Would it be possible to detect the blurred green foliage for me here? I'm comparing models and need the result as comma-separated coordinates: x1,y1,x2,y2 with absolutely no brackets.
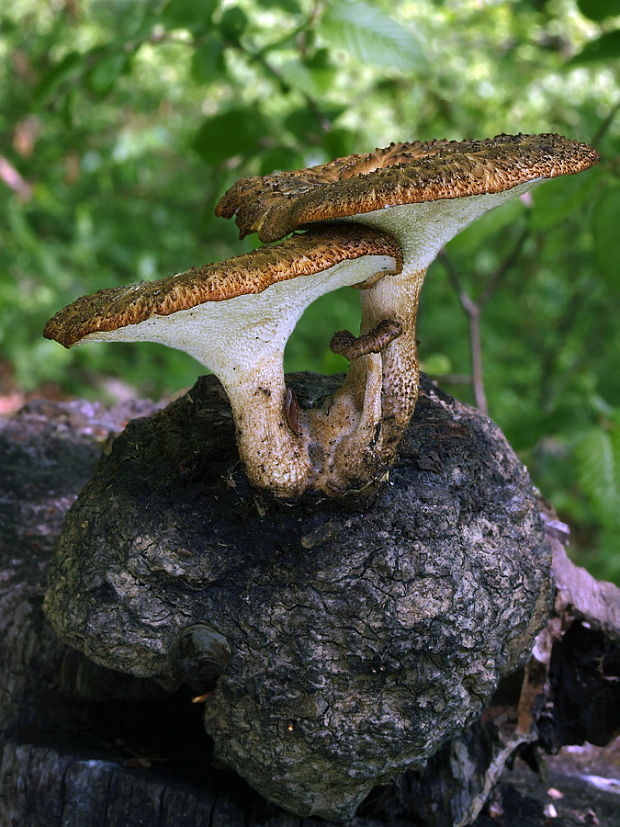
0,0,618,580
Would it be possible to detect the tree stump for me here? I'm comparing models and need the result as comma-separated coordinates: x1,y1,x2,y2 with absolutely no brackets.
1,376,618,826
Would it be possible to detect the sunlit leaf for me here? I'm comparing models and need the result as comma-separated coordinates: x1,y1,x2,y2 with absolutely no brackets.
279,60,321,98
280,56,339,99
91,0,155,38
420,352,453,376
319,1,424,72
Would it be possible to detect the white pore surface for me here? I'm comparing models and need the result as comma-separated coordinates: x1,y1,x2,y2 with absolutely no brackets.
347,180,541,271
80,254,397,385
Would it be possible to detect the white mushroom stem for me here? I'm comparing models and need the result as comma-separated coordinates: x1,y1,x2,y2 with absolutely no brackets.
76,254,398,497
216,358,307,494
330,180,543,479
359,266,424,454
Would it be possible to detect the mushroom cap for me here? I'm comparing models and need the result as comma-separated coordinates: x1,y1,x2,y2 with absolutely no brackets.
43,225,402,349
216,133,600,243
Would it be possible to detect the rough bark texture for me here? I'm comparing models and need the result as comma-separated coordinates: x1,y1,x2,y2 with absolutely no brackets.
1,381,618,826
41,373,552,819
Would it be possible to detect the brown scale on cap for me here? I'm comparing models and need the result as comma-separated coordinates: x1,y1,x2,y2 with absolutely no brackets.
43,224,402,349
216,133,600,242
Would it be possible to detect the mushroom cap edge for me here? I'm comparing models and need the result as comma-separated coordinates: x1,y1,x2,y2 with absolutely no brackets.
215,132,600,242
43,225,402,349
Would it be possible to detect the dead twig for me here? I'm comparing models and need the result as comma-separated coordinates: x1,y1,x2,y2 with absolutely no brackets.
439,228,529,415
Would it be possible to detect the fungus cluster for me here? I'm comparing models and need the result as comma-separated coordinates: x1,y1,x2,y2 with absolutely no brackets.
44,133,599,498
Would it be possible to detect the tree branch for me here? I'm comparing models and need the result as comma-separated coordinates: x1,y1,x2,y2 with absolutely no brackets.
439,228,529,416
438,251,487,414
479,227,529,307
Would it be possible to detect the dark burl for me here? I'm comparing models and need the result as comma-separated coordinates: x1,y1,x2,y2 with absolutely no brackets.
43,373,552,820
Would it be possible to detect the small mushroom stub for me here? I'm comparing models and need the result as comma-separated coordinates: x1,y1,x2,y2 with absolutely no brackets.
330,319,403,361
44,225,402,497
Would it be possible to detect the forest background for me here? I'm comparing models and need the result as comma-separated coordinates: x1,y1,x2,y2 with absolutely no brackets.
0,0,618,582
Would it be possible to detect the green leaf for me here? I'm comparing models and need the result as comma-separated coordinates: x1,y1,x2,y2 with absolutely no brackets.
191,34,225,84
255,0,302,12
91,0,155,38
305,47,331,70
161,0,218,33
577,0,620,22
303,49,338,94
420,352,452,376
319,1,424,72
192,106,267,164
279,60,321,98
284,108,322,142
0,16,17,35
530,170,601,230
218,6,247,41
592,187,620,288
258,147,304,175
593,527,620,581
62,86,78,127
34,51,82,101
86,51,132,95
284,104,345,142
322,127,358,159
568,29,620,65
575,425,620,530
612,410,620,469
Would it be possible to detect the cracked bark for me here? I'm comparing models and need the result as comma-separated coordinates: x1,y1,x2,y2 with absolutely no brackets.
41,373,553,818
1,377,618,826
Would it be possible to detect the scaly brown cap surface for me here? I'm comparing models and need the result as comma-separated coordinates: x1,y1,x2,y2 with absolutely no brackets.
43,225,402,348
216,133,600,242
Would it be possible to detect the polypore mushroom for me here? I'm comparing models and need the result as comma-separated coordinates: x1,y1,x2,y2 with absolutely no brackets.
43,225,402,497
217,132,600,483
